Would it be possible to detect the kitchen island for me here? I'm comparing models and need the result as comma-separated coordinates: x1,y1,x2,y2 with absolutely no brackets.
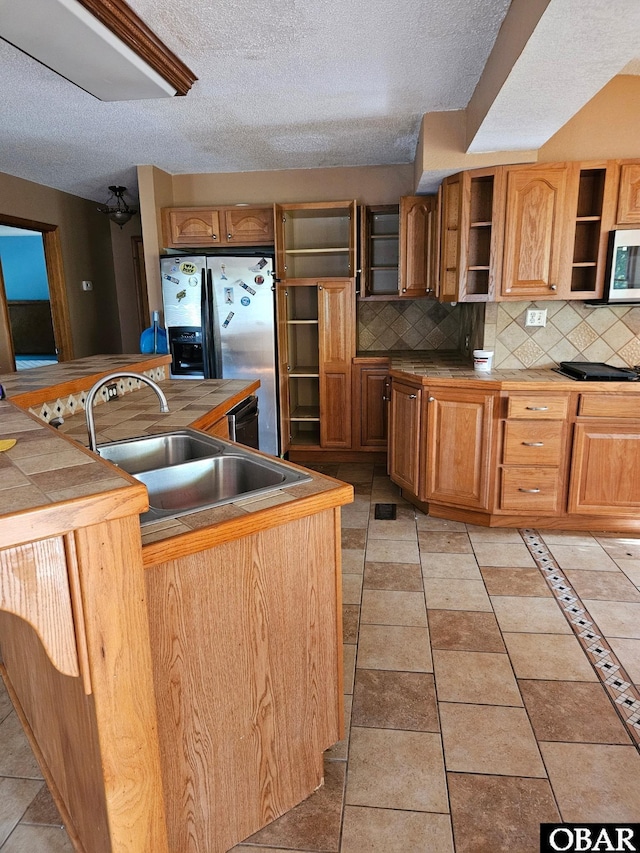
386,353,640,533
0,356,353,853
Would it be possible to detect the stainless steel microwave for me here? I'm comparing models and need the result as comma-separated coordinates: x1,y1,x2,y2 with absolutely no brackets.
601,229,640,303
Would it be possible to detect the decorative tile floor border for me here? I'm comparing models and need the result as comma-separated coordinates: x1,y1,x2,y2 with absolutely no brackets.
521,528,640,748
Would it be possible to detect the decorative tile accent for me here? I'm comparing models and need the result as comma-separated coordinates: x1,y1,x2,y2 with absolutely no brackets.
29,367,166,423
358,300,461,351
520,529,640,746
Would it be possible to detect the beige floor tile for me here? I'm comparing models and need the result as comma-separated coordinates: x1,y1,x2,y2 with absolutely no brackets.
345,727,448,812
365,539,420,565
541,742,640,822
503,633,598,681
471,543,536,568
424,578,492,612
342,528,367,550
564,569,640,602
439,703,545,777
418,532,473,553
360,590,427,627
1,824,74,852
342,573,363,605
608,637,640,684
340,510,370,530
618,560,640,587
0,778,43,845
367,519,417,541
596,537,640,561
491,596,571,634
467,527,526,544
433,650,522,706
0,682,12,724
351,670,439,732
0,713,43,779
341,806,454,853
416,515,467,532
546,543,619,572
583,599,640,639
342,549,365,574
428,611,506,653
343,644,356,695
481,566,552,597
448,774,560,853
357,624,432,672
363,562,423,591
538,531,598,546
421,552,482,580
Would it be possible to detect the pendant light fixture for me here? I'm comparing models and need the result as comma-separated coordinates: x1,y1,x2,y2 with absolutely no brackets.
97,186,138,228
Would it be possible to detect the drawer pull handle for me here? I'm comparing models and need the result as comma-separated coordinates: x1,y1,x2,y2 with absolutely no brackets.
522,441,544,447
408,394,417,399
526,406,548,411
518,487,541,493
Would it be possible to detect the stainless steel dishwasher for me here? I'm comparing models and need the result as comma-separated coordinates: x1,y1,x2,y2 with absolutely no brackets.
227,396,259,449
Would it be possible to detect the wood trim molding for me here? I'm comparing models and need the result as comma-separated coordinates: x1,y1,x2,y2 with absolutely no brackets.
76,0,197,96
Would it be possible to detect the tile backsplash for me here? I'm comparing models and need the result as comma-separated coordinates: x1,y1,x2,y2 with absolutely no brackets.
483,301,640,369
357,300,462,351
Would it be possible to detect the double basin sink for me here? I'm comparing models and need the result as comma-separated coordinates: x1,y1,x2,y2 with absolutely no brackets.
97,429,311,525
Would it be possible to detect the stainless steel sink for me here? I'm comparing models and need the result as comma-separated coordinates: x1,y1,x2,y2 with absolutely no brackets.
97,429,225,474
136,453,309,522
96,429,311,524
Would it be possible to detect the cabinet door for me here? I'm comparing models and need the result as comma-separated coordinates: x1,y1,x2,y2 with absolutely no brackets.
388,381,422,494
222,207,274,245
439,176,463,303
318,280,355,448
617,164,640,225
276,286,291,454
568,422,640,516
356,366,389,448
399,195,437,297
501,166,568,299
422,389,494,509
162,208,221,247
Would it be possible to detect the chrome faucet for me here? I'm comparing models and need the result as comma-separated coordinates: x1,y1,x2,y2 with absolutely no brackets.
85,371,169,452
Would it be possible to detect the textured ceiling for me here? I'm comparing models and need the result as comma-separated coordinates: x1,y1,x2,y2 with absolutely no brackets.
0,0,637,205
0,0,512,201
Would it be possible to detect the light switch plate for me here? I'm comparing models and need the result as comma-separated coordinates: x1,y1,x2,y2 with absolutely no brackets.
525,309,547,327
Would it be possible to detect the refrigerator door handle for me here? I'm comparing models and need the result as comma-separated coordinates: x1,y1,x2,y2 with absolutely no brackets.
201,267,215,378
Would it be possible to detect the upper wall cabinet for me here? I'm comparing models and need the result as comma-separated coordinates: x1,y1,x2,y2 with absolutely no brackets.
439,167,504,303
162,206,274,248
360,196,438,299
617,163,640,224
274,201,357,281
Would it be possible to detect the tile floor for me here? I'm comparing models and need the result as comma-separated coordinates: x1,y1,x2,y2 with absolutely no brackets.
1,463,640,851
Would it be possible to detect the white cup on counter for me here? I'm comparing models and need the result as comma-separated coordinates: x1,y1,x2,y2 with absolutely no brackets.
473,349,494,372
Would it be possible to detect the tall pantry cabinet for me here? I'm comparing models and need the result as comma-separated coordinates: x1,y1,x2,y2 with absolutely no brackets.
275,202,357,455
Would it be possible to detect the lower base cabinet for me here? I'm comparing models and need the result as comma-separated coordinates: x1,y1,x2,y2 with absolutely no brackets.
569,422,640,516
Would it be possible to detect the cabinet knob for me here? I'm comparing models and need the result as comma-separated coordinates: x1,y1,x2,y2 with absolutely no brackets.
550,284,557,291
522,441,544,447
518,487,541,493
428,396,435,402
227,234,232,240
526,406,548,411
408,394,417,399
402,288,407,293
318,285,323,290
212,234,217,240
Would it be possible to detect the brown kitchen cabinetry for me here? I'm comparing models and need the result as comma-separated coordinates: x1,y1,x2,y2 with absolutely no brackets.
497,393,570,516
616,163,640,224
352,358,390,451
439,167,505,303
278,279,355,455
500,164,569,300
274,201,357,281
568,394,640,517
161,205,274,248
359,205,400,298
388,377,496,511
399,195,438,298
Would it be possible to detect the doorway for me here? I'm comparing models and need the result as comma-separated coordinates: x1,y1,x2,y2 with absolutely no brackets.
0,214,73,373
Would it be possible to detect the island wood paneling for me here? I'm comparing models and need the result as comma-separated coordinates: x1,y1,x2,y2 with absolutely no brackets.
145,509,343,853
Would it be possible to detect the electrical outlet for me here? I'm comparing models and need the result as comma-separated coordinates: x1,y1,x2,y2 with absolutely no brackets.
106,383,118,401
525,309,547,327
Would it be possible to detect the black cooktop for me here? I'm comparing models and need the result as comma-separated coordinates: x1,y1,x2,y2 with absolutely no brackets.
553,361,640,381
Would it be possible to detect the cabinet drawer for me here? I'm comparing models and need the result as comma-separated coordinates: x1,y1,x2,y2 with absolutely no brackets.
507,395,569,419
503,421,564,466
579,395,640,419
500,467,562,512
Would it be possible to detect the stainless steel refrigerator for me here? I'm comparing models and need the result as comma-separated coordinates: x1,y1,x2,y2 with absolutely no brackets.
160,253,279,457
